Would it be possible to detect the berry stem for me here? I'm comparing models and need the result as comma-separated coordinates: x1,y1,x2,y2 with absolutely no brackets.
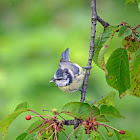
48,131,55,140
32,115,54,119
30,109,45,120
133,25,140,30
67,122,83,140
38,120,49,134
98,123,119,132
41,123,55,135
29,123,43,134
54,127,58,140
98,130,107,140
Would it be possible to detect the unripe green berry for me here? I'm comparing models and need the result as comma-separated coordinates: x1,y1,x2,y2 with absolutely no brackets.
52,108,58,114
107,131,113,137
46,130,53,136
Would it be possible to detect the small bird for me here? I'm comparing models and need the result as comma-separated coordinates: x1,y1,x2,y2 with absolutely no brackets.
50,48,85,93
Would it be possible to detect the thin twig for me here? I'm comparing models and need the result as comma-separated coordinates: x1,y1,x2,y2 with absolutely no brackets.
97,15,110,28
80,0,97,102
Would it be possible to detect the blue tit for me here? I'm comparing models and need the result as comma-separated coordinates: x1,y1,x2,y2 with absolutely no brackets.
50,48,85,93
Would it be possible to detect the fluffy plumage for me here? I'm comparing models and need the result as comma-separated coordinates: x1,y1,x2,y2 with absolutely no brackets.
50,48,84,93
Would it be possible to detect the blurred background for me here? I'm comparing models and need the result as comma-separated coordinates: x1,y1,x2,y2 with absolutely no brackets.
0,0,140,139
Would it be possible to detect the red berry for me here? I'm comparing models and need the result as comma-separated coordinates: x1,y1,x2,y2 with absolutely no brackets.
119,130,125,134
25,115,31,120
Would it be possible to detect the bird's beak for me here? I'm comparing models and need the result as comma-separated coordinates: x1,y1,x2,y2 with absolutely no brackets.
50,78,55,83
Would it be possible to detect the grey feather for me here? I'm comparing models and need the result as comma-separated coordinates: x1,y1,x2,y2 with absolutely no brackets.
61,48,69,62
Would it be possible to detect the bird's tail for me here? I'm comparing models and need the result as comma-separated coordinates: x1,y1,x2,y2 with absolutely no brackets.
60,48,70,62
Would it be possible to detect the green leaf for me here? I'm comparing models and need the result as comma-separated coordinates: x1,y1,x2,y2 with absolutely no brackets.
106,48,130,96
93,26,119,75
114,130,138,140
26,120,44,133
118,26,132,40
122,37,139,52
71,126,84,140
125,0,135,5
24,132,42,140
121,49,140,98
100,105,125,119
129,49,140,96
26,120,51,139
14,102,30,112
62,102,100,120
0,102,30,140
138,1,140,12
95,91,116,106
91,131,102,140
16,133,28,140
96,115,109,122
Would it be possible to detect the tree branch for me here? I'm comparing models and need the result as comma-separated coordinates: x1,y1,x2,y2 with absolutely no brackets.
97,15,110,28
80,0,97,102
62,119,83,126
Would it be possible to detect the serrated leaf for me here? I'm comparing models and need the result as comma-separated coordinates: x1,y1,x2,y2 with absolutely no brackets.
14,102,30,112
93,26,119,75
114,130,138,140
118,26,132,40
121,49,140,98
16,133,28,140
95,91,116,106
62,102,100,120
0,102,30,140
106,48,130,96
100,105,125,119
71,126,84,140
91,131,102,140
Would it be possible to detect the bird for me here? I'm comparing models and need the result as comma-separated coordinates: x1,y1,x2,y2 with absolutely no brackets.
50,48,85,93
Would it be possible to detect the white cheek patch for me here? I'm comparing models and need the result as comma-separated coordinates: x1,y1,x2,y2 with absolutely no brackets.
55,79,70,87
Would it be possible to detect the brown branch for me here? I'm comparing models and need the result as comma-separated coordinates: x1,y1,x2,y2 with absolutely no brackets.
97,15,110,28
62,119,83,125
80,0,97,102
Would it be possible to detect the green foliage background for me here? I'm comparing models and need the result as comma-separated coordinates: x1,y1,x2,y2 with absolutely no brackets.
0,0,140,139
